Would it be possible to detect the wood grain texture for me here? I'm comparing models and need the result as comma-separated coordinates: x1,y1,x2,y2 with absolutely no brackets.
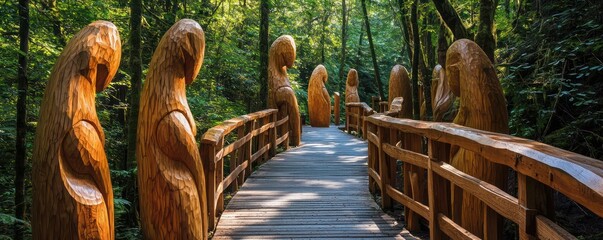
212,126,416,239
307,64,331,127
136,19,208,239
32,21,121,240
388,65,412,118
446,39,509,238
431,64,457,122
345,68,360,104
268,35,301,146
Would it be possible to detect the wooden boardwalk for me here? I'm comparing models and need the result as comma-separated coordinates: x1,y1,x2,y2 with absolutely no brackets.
212,126,414,239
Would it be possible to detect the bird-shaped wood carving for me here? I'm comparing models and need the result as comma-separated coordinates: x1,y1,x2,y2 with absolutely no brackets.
136,19,208,239
431,64,457,122
32,20,121,240
268,35,301,146
447,39,509,238
345,69,360,104
308,65,331,127
387,65,412,118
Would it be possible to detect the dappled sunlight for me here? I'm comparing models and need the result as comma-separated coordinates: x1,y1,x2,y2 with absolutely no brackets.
213,127,409,238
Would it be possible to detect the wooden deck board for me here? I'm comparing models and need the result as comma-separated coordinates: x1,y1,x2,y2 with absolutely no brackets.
212,126,415,239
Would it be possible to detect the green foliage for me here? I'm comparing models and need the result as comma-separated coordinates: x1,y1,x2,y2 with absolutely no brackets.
500,0,603,159
1,0,602,239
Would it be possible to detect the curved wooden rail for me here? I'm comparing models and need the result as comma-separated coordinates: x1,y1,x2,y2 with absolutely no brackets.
363,113,603,240
200,108,289,231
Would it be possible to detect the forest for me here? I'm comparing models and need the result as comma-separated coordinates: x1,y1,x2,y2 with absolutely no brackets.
1,0,602,239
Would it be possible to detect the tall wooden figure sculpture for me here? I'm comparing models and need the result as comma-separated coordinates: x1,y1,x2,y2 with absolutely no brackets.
268,35,301,146
136,19,208,239
431,64,456,122
345,69,360,104
308,65,331,127
447,39,508,238
387,65,412,116
32,21,121,239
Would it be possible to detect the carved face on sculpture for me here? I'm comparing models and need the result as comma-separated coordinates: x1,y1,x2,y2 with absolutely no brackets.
71,21,121,93
270,35,296,69
347,69,358,87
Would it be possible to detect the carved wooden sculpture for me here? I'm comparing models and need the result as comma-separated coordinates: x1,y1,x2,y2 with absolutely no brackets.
447,39,509,238
136,19,208,239
431,64,457,122
345,69,360,104
308,64,331,127
268,35,301,146
387,65,412,116
32,21,121,239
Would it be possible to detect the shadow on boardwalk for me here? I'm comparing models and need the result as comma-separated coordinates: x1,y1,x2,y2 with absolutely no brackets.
212,126,421,239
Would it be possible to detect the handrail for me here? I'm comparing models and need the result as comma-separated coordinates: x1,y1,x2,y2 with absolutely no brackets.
345,102,374,139
200,108,289,230
363,113,603,239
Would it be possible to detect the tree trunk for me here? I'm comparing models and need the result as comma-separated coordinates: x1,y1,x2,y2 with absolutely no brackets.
338,0,348,89
437,21,452,66
14,1,29,239
259,0,270,109
410,0,421,120
319,12,331,64
398,0,413,64
355,24,364,71
128,0,142,170
432,0,472,40
360,0,384,99
475,0,497,63
421,14,435,120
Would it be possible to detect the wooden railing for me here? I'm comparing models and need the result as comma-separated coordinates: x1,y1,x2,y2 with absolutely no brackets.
345,102,374,139
363,113,603,240
200,109,290,230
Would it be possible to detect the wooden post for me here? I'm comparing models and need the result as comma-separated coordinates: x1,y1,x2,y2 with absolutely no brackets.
403,132,423,231
269,111,277,157
428,139,451,240
356,107,361,136
517,171,552,240
245,120,254,179
345,104,350,132
367,121,376,194
378,126,392,209
233,126,246,192
284,114,290,149
334,92,340,125
203,143,217,231
258,117,266,162
216,137,225,216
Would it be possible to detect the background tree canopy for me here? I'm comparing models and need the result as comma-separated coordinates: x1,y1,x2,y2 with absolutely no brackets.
0,0,601,239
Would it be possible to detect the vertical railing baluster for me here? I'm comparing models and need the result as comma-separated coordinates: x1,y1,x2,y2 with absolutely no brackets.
428,139,451,240
216,136,225,217
367,120,375,194
378,125,392,209
345,104,350,132
269,111,277,157
202,141,217,230
245,119,254,179
334,92,340,126
517,171,551,240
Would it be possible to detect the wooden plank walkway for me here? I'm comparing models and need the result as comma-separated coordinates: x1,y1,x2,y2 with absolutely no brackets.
212,126,416,239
